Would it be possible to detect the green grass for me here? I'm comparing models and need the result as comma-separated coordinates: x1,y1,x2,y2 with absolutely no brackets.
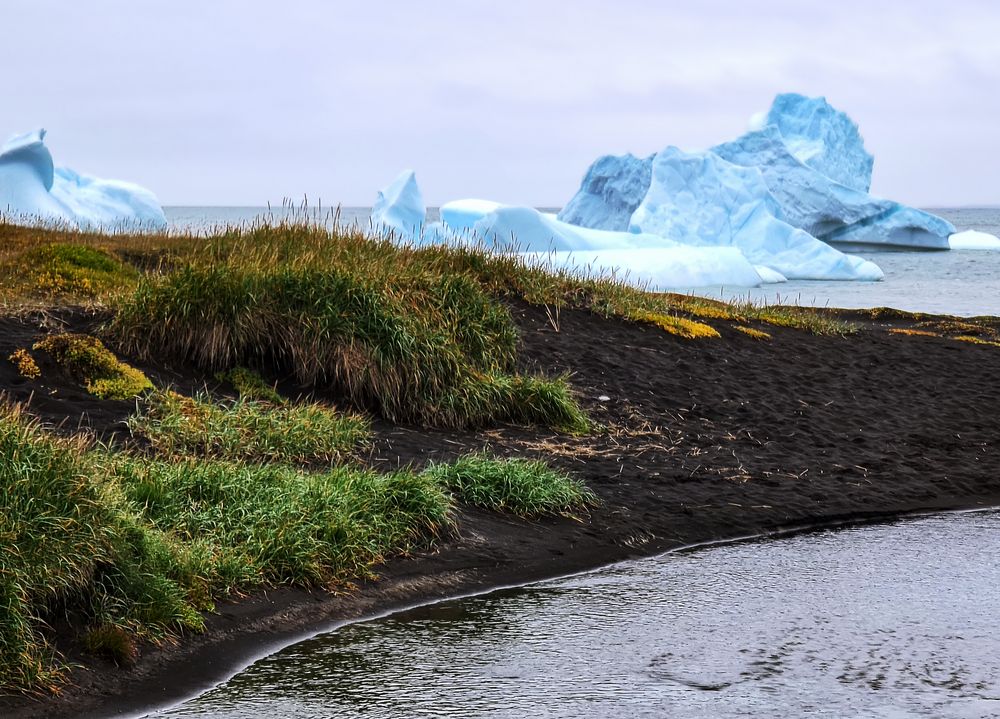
423,454,597,517
0,403,200,691
33,333,153,399
0,399,591,694
111,456,452,592
128,390,370,465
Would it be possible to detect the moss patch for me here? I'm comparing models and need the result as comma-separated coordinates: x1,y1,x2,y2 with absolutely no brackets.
628,310,721,339
33,333,153,400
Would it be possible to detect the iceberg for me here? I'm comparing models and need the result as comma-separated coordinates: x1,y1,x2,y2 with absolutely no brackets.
556,153,653,231
0,129,167,230
712,125,953,249
558,94,954,252
520,247,765,291
949,230,1000,250
628,147,884,281
370,169,425,241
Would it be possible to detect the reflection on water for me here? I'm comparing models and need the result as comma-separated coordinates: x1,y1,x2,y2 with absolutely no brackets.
157,511,1000,719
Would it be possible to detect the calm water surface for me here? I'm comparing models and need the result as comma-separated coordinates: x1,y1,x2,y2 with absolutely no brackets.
156,511,1000,719
164,207,1000,317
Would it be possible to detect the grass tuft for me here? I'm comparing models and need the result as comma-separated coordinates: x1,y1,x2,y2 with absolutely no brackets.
422,454,597,517
128,389,370,465
33,333,153,400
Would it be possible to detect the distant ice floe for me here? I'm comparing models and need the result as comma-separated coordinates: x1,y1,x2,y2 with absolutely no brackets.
366,93,991,289
949,230,1000,250
0,129,167,230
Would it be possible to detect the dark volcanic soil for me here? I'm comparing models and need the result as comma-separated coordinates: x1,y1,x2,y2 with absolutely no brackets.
3,302,1000,718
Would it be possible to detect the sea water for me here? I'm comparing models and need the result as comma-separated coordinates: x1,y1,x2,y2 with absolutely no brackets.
163,207,1000,317
154,511,1000,719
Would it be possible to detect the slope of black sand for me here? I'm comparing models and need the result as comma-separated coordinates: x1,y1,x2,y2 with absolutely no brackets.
2,303,1000,718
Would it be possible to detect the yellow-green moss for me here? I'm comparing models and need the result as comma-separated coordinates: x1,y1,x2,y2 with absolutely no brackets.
734,325,771,340
33,333,153,399
13,243,137,299
7,348,40,379
629,310,720,339
888,328,940,338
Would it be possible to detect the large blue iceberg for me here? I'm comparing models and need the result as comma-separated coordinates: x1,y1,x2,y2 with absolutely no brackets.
0,129,167,230
561,94,954,251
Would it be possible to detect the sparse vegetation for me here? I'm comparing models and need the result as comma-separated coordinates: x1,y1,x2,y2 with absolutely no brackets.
33,333,153,399
129,389,370,464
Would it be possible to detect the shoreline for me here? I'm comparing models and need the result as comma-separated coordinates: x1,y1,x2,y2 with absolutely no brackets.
3,300,1000,717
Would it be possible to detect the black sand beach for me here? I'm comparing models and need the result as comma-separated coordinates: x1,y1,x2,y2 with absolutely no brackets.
2,301,1000,718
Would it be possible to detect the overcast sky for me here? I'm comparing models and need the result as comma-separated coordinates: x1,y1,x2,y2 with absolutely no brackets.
3,0,998,207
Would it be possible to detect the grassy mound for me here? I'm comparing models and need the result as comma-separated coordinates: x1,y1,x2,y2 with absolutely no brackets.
108,234,588,431
34,333,153,400
128,390,370,464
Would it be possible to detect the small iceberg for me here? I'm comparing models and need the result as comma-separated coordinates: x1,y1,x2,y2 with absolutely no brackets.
0,129,167,230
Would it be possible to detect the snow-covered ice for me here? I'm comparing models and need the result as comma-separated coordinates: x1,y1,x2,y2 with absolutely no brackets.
949,230,1000,250
439,198,503,231
0,129,167,230
628,147,884,281
370,169,425,241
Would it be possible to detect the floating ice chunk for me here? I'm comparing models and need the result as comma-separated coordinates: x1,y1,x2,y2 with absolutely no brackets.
520,247,764,290
764,93,874,192
753,265,788,284
440,198,503,231
557,153,653,231
472,205,656,252
1,129,166,230
825,205,955,250
370,169,425,241
949,230,1000,250
628,147,883,281
712,126,953,249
